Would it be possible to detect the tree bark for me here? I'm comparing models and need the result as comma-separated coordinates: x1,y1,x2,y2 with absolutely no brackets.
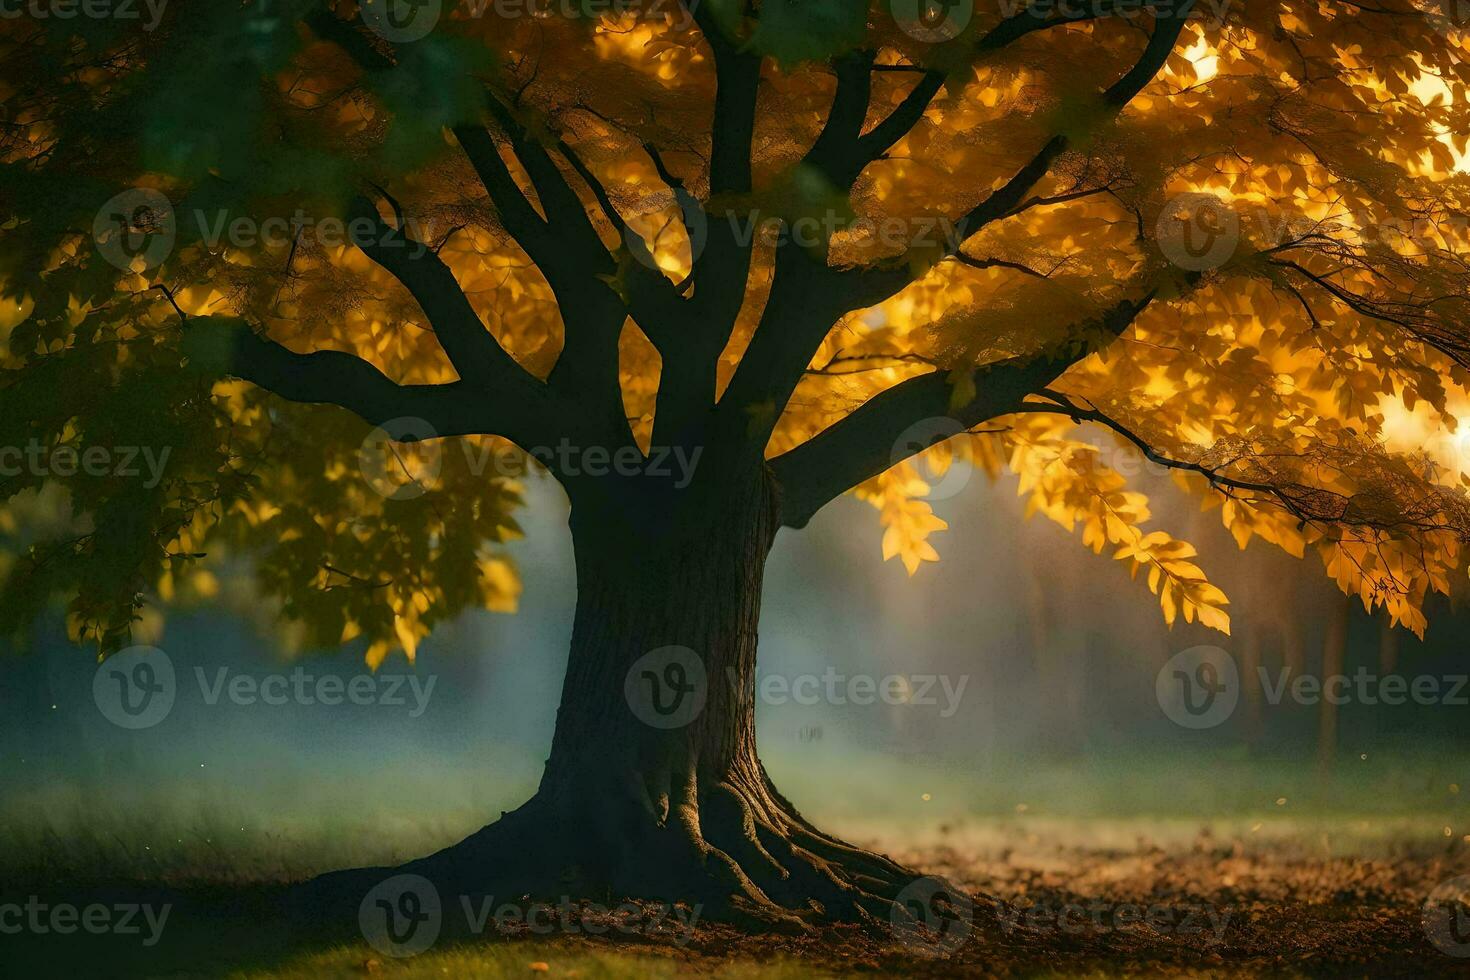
305,464,926,929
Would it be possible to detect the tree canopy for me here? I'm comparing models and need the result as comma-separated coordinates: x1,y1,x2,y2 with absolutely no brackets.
3,0,1470,662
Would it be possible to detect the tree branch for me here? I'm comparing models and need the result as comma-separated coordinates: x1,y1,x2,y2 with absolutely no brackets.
452,111,633,443
346,194,535,390
770,292,1157,528
688,1,762,195
803,51,946,191
845,2,1198,309
723,7,1195,464
181,316,552,447
974,1,1114,55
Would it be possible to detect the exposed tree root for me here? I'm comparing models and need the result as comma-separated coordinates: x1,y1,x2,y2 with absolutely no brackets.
290,768,979,946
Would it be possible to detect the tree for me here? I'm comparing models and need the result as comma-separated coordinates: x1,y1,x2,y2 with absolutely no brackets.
3,0,1470,928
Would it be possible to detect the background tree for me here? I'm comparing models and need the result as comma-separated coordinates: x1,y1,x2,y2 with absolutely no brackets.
3,0,1470,926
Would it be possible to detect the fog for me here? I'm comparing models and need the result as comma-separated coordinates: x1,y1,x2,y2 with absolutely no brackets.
4,455,1467,869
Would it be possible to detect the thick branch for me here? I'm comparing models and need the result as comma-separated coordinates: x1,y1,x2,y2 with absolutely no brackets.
770,293,1156,528
804,52,946,190
452,116,632,442
855,69,946,173
181,316,551,447
690,2,762,195
974,2,1112,54
847,3,1197,308
347,194,532,389
722,6,1196,469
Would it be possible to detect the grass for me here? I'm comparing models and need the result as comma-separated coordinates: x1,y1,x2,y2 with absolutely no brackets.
5,742,1468,978
5,739,1467,887
228,943,836,979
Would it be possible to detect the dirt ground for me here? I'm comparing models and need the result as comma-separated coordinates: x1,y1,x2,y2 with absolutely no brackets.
6,817,1470,978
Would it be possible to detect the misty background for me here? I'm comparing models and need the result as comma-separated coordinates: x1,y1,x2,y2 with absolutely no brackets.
3,452,1468,875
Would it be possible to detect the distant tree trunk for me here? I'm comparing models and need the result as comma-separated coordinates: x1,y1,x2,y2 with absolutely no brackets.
1283,616,1306,675
1378,617,1399,674
310,463,923,927
1025,558,1082,752
1318,596,1350,771
1240,626,1263,746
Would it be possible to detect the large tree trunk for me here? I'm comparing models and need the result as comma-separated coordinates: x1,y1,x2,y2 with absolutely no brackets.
303,464,928,930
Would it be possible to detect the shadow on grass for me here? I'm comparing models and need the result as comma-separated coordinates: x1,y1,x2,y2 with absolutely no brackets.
0,879,313,978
